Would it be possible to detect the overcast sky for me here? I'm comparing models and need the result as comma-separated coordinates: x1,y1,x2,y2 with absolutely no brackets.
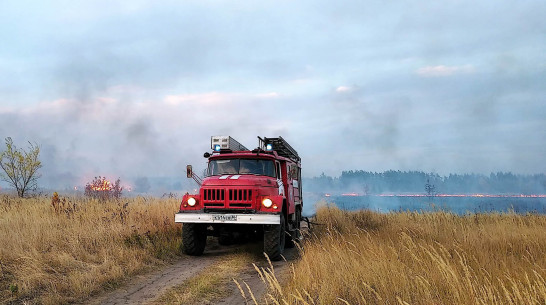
0,0,545,189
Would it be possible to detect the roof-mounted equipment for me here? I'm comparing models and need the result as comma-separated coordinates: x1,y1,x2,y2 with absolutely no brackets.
258,136,300,162
211,136,248,152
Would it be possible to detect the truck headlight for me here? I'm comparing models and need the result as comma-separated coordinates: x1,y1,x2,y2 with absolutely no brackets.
187,197,197,206
262,198,273,208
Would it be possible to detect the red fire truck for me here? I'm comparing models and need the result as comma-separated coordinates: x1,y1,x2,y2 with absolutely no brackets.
175,136,302,260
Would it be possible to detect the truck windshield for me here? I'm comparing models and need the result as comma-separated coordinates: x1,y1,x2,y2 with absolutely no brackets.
208,159,275,177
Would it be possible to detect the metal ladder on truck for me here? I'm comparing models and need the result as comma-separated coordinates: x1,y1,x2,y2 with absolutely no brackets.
258,136,300,162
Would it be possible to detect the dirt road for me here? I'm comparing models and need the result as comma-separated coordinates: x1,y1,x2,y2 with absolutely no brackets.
217,246,298,305
86,242,298,305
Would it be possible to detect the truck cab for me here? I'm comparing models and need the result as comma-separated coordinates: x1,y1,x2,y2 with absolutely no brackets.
175,136,303,260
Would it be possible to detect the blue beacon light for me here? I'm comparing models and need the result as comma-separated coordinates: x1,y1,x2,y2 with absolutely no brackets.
214,144,221,151
266,144,273,151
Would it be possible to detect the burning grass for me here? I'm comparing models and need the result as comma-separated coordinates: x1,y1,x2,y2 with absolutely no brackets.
257,205,546,304
0,194,181,304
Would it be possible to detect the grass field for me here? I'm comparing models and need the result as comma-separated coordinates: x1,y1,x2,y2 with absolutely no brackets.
3,195,546,305
257,204,546,305
0,194,181,304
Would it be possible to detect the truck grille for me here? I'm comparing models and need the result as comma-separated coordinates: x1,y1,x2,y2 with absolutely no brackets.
203,188,225,207
229,189,252,201
202,188,254,208
228,189,253,208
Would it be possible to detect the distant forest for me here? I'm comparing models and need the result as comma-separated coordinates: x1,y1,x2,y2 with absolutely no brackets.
306,171,546,195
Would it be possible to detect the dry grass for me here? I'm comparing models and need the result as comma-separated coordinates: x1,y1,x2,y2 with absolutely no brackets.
257,204,546,305
4,194,545,305
0,194,181,304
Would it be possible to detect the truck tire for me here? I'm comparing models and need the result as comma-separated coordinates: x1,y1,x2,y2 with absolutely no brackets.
285,208,301,248
182,223,207,256
285,232,296,248
264,213,285,261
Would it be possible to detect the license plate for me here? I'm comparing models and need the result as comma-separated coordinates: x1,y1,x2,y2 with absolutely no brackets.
212,214,238,222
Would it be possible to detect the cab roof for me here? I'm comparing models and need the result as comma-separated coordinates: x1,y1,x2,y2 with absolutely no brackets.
209,150,299,165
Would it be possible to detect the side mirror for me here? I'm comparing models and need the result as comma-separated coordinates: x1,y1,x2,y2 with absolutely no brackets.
186,165,193,178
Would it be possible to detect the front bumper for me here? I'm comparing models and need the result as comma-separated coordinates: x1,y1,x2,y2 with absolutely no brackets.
175,212,280,225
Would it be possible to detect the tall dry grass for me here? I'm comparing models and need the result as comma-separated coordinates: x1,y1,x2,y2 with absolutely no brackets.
257,205,546,305
0,194,181,304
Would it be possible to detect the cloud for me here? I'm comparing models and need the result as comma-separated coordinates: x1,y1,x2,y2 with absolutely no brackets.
254,92,280,99
416,65,476,77
164,92,237,106
335,86,352,93
164,91,281,106
0,0,545,186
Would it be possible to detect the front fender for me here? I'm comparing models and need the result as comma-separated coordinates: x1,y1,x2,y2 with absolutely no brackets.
179,193,201,211
259,195,284,212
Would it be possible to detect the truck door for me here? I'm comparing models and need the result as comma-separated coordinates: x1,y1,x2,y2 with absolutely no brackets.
283,163,295,215
287,164,295,206
276,161,284,196
291,165,301,205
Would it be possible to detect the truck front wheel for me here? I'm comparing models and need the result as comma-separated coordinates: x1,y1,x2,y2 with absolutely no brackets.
182,223,207,256
264,213,285,261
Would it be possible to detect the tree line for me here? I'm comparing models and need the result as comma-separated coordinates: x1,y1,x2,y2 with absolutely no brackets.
2,136,545,197
306,170,546,195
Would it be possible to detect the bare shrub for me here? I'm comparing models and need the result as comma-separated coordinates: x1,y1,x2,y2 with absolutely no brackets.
84,176,123,201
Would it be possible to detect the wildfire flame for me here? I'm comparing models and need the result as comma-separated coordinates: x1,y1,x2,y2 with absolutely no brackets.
91,179,112,191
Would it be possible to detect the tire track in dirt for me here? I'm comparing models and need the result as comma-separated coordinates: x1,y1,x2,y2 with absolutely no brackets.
85,245,240,305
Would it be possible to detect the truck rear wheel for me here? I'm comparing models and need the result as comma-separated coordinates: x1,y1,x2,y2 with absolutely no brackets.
182,223,207,256
264,213,285,261
285,208,302,248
